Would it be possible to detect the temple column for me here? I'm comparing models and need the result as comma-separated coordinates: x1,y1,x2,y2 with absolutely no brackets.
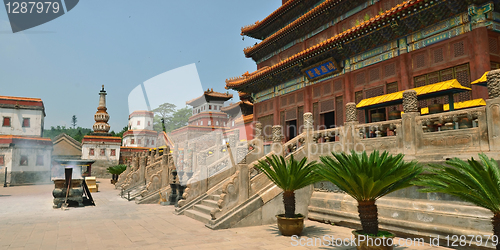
471,27,490,100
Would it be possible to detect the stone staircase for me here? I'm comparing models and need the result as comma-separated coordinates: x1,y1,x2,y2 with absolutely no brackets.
183,189,222,224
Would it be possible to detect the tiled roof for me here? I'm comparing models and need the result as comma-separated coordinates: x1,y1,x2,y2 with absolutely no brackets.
0,95,44,108
0,135,52,146
241,0,300,35
220,101,253,112
227,0,418,89
186,89,233,105
129,110,154,118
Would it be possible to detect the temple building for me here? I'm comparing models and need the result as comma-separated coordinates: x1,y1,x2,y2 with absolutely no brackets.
169,89,233,144
0,96,53,185
122,110,157,148
120,110,158,164
81,86,121,177
220,92,254,141
226,0,496,141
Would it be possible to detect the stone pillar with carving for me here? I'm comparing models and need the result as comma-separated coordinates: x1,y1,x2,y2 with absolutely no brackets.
401,90,419,156
251,122,264,161
303,112,314,158
345,102,358,123
342,103,358,154
139,152,147,184
486,70,500,150
271,125,283,155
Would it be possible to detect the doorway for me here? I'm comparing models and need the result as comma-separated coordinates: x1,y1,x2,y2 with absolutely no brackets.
286,120,297,141
323,111,335,129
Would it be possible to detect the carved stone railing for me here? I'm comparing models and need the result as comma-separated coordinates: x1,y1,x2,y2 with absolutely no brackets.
282,133,306,155
140,152,174,198
312,127,342,143
355,119,402,139
416,107,484,133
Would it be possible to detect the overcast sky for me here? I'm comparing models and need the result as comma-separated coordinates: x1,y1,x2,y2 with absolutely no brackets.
0,0,281,131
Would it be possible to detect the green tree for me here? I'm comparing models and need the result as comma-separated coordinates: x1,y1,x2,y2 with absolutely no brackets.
317,151,422,236
413,154,500,250
71,115,77,129
152,103,177,132
115,126,128,138
164,107,191,132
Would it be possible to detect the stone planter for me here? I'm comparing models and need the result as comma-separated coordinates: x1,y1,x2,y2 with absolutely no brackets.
352,230,395,250
276,214,304,236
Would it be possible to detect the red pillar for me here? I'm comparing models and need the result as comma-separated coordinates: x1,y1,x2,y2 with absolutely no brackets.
344,73,353,103
304,85,313,113
273,97,280,125
470,27,490,100
399,52,411,90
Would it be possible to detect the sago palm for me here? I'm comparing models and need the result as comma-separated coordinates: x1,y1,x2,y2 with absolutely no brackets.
413,154,500,250
255,154,323,218
317,150,422,235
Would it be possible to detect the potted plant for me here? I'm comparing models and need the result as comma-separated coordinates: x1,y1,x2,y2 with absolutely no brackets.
317,150,422,250
255,154,323,236
413,154,500,250
107,164,127,184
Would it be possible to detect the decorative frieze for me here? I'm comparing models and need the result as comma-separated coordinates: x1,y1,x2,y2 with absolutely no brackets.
345,103,357,122
403,90,419,113
487,69,500,99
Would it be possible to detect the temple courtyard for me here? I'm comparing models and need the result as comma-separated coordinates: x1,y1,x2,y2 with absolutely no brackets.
0,180,454,250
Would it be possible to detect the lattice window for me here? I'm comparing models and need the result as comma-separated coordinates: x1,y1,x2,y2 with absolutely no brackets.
320,99,335,113
369,68,380,82
323,83,332,95
313,102,320,129
433,47,444,63
414,75,427,87
269,101,273,110
492,62,500,70
414,53,426,69
313,86,321,98
428,72,440,85
365,86,384,98
490,37,499,55
281,96,287,107
386,82,398,94
258,114,274,141
355,91,365,123
296,92,304,103
286,108,297,121
453,41,465,57
440,68,454,81
356,72,366,85
455,64,471,102
288,94,295,106
334,79,343,91
384,63,396,78
263,103,268,112
336,96,344,126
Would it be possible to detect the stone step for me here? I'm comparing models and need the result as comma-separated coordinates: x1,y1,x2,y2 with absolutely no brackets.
184,209,212,224
201,199,218,208
208,194,220,201
193,204,213,214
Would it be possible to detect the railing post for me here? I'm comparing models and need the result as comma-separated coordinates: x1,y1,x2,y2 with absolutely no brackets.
139,152,147,184
401,90,419,157
486,70,500,151
343,102,358,153
254,122,264,159
272,125,283,156
303,112,314,158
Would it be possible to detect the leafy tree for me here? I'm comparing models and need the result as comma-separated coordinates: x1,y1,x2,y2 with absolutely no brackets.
43,126,92,143
164,107,191,132
317,150,422,236
152,103,177,132
115,126,128,138
413,154,500,250
71,115,77,129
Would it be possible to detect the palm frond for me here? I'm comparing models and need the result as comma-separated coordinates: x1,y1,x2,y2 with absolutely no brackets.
414,154,500,213
317,150,423,201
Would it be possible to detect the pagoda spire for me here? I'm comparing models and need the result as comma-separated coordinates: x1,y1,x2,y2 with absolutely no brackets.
92,85,110,134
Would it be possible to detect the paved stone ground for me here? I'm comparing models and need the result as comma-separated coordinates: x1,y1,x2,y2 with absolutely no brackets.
0,179,454,250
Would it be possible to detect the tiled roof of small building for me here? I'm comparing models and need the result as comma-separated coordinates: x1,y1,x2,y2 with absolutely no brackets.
186,89,233,106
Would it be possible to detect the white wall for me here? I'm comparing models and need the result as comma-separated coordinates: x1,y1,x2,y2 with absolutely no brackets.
0,108,44,136
122,134,156,147
81,143,120,164
129,115,154,130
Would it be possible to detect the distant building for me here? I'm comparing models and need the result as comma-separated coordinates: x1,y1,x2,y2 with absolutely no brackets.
51,133,82,161
0,96,52,185
81,86,121,177
120,110,158,165
122,111,157,148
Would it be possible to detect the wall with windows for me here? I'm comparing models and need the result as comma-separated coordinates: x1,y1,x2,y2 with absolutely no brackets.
128,115,154,131
122,134,156,147
0,108,44,137
0,144,52,185
81,143,120,163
